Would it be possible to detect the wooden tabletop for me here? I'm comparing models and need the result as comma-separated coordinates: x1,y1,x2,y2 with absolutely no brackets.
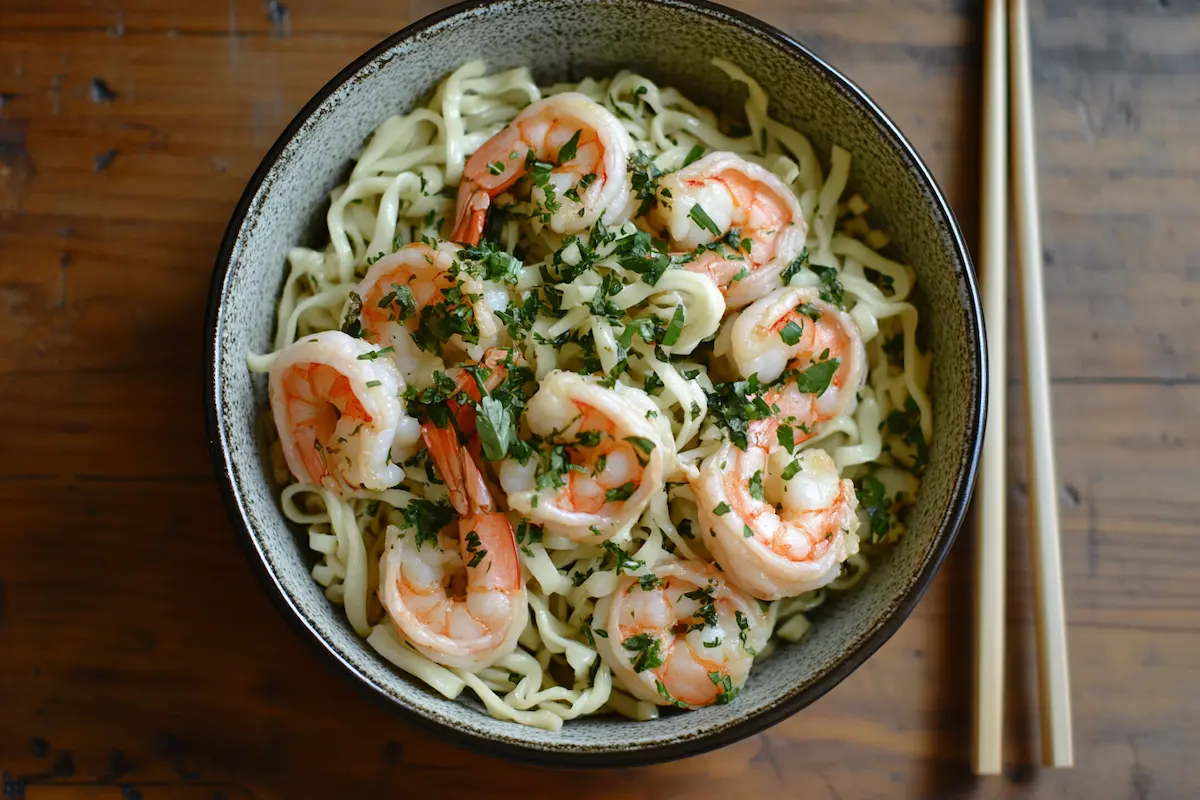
2,1,1196,797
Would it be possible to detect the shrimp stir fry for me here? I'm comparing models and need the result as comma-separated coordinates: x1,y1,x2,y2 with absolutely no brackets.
269,331,420,494
694,433,860,600
592,561,771,708
719,285,866,444
452,93,634,244
499,371,673,542
378,423,528,671
649,152,806,310
349,241,505,387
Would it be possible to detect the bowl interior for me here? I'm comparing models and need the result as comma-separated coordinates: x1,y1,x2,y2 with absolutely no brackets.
208,0,982,764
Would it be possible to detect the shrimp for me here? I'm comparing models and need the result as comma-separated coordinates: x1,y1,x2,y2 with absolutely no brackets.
498,370,673,542
718,285,866,445
378,423,528,672
693,430,860,601
592,560,770,709
452,93,634,245
350,241,505,387
268,330,420,494
649,152,806,310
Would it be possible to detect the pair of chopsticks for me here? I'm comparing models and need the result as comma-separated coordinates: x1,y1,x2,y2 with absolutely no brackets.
972,0,1073,775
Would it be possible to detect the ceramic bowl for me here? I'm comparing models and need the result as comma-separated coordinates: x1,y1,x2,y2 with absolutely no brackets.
204,0,986,766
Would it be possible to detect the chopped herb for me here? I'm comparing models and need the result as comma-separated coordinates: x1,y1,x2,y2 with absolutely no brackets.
365,380,382,388
811,264,845,308
515,520,543,557
884,396,930,475
792,358,841,396
464,530,488,568
709,671,738,704
777,425,795,454
688,203,722,237
743,524,754,538
356,346,396,361
557,129,582,163
604,482,637,502
748,470,764,501
603,540,645,574
856,474,892,541
638,573,665,591
655,679,687,708
400,498,454,549
627,151,663,216
702,637,723,648
623,633,664,672
735,609,757,654
683,144,705,167
797,302,822,321
662,304,686,347
679,583,718,632
487,161,506,175
377,283,417,321
713,502,731,516
476,395,516,462
623,435,656,457
458,241,523,285
779,320,804,346
781,458,803,481
780,248,809,284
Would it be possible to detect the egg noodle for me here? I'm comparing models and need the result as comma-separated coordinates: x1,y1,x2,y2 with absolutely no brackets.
249,60,932,730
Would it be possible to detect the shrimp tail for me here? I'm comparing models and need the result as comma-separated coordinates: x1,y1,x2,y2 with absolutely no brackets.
452,186,491,246
422,422,470,515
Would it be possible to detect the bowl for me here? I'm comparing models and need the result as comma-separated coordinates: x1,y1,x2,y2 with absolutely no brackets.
204,0,986,767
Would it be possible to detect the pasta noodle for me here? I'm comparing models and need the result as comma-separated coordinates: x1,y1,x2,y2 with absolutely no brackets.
249,60,932,729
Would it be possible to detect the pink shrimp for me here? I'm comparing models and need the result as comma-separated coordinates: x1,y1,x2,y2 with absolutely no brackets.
649,151,807,310
378,423,527,672
451,93,634,245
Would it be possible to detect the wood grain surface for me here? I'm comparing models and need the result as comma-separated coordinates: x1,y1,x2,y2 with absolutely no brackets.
1,1,1197,798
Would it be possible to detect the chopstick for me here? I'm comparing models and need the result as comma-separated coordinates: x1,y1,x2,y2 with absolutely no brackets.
972,0,1009,777
1009,0,1074,768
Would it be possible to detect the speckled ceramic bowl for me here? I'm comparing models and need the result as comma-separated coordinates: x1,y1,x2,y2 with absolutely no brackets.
204,0,985,766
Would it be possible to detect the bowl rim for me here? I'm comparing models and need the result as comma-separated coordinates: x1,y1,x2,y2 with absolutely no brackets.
203,0,986,768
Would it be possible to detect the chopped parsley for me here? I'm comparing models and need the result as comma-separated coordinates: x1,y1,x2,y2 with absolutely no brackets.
627,151,664,216
458,241,523,285
464,530,488,568
487,160,506,175
811,264,845,308
713,502,731,516
622,632,664,672
856,474,893,542
779,319,804,346
781,458,803,481
791,357,841,396
602,540,645,574
780,248,809,284
399,498,454,549
376,283,417,322
884,395,930,475
356,345,395,361
688,203,722,237
557,129,582,163
683,144,705,167
709,671,738,704
735,609,757,654
678,583,718,632
515,520,543,557
777,425,795,454
662,304,686,347
748,470,764,501
476,395,516,462
638,573,665,591
604,482,637,502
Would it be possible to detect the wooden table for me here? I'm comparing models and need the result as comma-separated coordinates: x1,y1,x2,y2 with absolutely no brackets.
1,1,1196,797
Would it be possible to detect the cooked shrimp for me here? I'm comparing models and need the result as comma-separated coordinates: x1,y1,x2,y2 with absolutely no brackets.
378,423,528,671
498,371,672,542
592,560,770,708
351,241,504,386
693,432,860,600
452,93,634,245
718,285,865,444
269,331,420,494
649,152,806,310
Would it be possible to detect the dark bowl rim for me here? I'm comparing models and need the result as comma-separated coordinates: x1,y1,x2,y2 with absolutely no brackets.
203,0,986,769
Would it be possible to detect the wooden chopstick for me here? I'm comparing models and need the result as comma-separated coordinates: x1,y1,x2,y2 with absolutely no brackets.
972,0,1009,777
1009,0,1074,768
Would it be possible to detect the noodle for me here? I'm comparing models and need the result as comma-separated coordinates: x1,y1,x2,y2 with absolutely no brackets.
250,60,932,727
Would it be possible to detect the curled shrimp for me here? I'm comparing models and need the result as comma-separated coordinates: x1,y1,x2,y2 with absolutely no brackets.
350,241,504,386
592,560,770,709
693,428,860,600
649,152,806,310
452,93,634,245
718,285,866,445
498,370,673,542
378,423,528,672
443,347,530,456
269,331,420,494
